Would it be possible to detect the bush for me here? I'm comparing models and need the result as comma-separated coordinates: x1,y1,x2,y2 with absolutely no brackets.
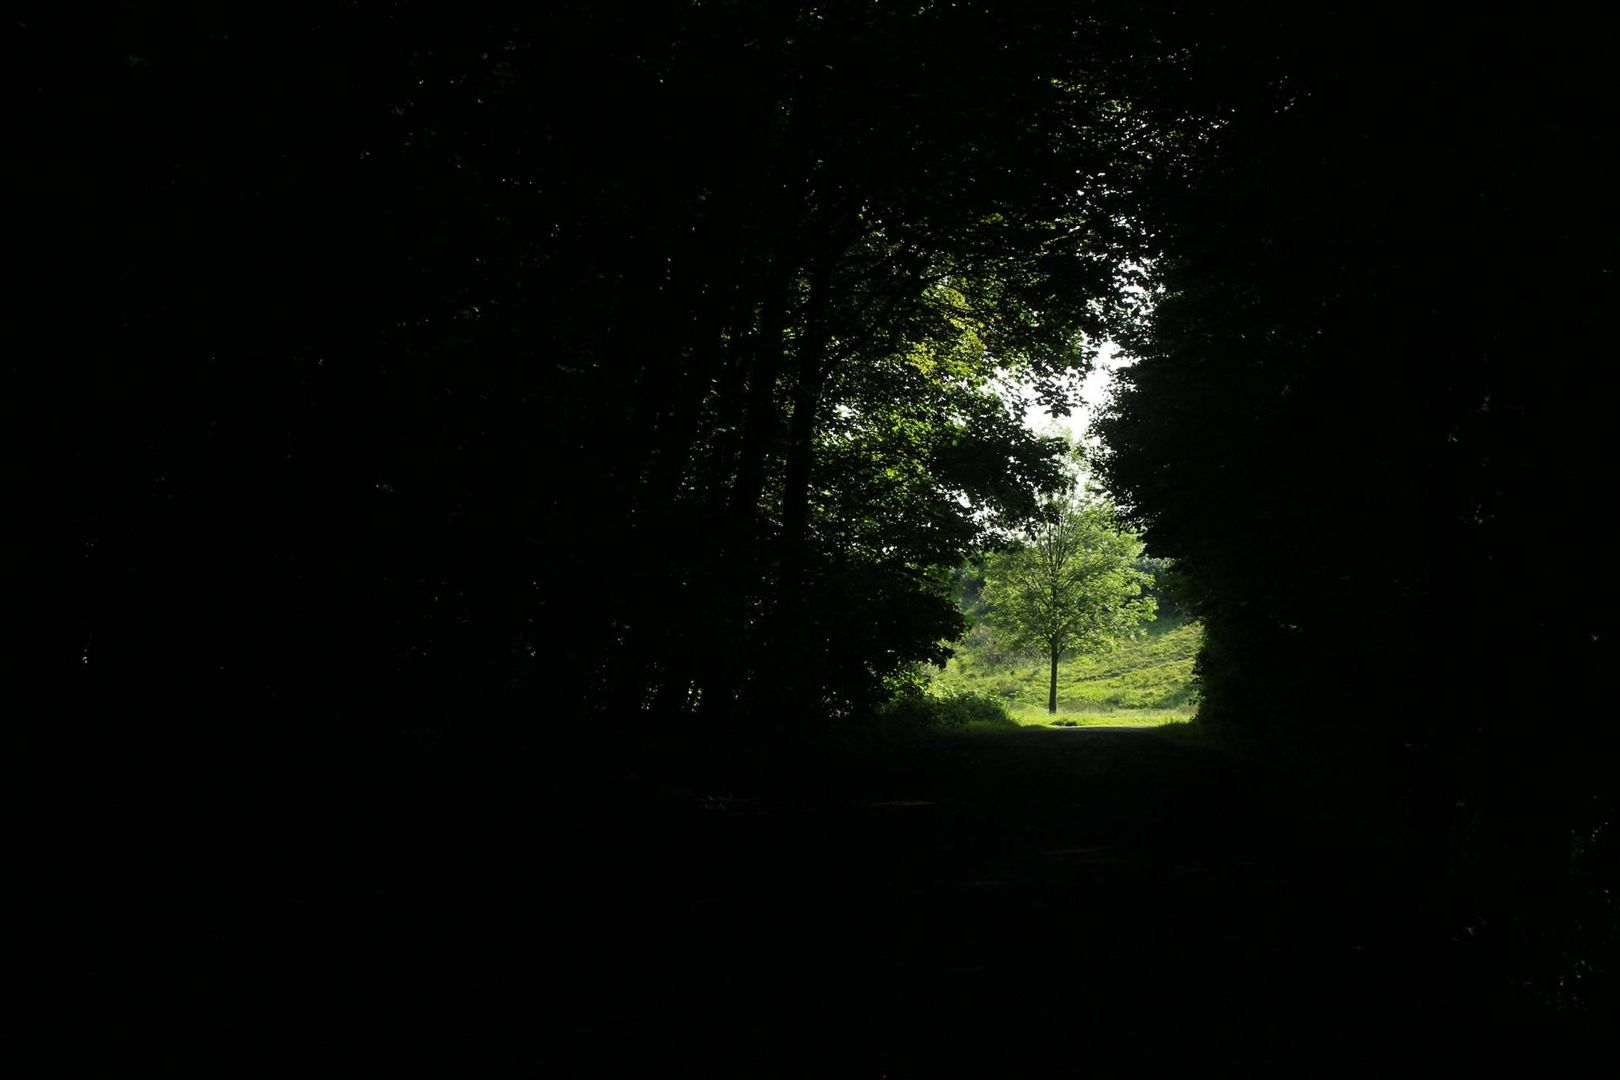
930,688,1017,730
875,685,1017,738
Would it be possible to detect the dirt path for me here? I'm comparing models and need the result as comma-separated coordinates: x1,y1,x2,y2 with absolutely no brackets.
544,727,1553,1077
103,727,1582,1075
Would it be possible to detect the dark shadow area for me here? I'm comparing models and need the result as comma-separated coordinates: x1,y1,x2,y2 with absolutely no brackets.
30,725,1609,1074
17,3,1616,1073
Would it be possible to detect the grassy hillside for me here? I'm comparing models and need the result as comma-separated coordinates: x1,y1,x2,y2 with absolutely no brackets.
930,619,1203,728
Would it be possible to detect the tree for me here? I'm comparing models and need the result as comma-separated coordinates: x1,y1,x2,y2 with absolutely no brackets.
1094,5,1619,1011
29,1,1205,758
982,498,1156,714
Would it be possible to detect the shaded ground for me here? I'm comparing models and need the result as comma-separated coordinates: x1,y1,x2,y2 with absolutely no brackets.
55,726,1600,1075
550,727,1605,1077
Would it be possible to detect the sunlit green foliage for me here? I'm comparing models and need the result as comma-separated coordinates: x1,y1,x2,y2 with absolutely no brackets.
979,497,1157,713
934,618,1201,721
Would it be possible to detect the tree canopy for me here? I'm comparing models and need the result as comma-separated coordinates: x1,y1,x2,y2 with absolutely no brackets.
1096,3,1618,1012
23,2,1212,760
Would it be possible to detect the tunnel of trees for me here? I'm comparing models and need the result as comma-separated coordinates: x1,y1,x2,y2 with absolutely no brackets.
21,0,1616,1061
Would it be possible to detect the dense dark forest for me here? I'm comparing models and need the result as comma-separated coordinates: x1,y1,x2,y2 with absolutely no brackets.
31,2,1189,749
18,1,1617,1072
1098,6,1620,1019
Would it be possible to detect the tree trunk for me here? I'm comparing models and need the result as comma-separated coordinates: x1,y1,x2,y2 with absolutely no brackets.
766,260,834,727
1049,643,1060,714
775,256,834,617
728,274,792,520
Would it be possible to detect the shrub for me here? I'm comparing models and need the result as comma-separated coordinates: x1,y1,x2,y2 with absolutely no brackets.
876,685,1016,737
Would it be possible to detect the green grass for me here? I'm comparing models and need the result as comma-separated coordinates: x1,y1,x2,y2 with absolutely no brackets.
1006,705,1195,728
959,704,1196,734
933,619,1203,731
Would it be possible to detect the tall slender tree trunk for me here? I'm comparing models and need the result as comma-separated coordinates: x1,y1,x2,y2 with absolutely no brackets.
1049,642,1060,714
768,259,834,726
728,275,791,520
775,257,833,612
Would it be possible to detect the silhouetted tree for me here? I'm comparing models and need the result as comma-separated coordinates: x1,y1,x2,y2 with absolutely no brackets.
1098,2,1619,1013
21,2,1206,769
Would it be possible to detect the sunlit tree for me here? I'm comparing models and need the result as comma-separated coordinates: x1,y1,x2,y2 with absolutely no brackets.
983,498,1156,714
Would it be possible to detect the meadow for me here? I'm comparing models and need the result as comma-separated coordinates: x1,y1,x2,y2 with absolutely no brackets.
926,619,1202,731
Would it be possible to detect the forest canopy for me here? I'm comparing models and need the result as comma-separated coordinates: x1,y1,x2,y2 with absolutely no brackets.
1096,5,1618,1011
33,1,1214,745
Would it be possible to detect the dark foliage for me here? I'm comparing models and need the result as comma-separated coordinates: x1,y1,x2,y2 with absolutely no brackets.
23,1,1182,776
19,1,1617,1065
1100,4,1619,1016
